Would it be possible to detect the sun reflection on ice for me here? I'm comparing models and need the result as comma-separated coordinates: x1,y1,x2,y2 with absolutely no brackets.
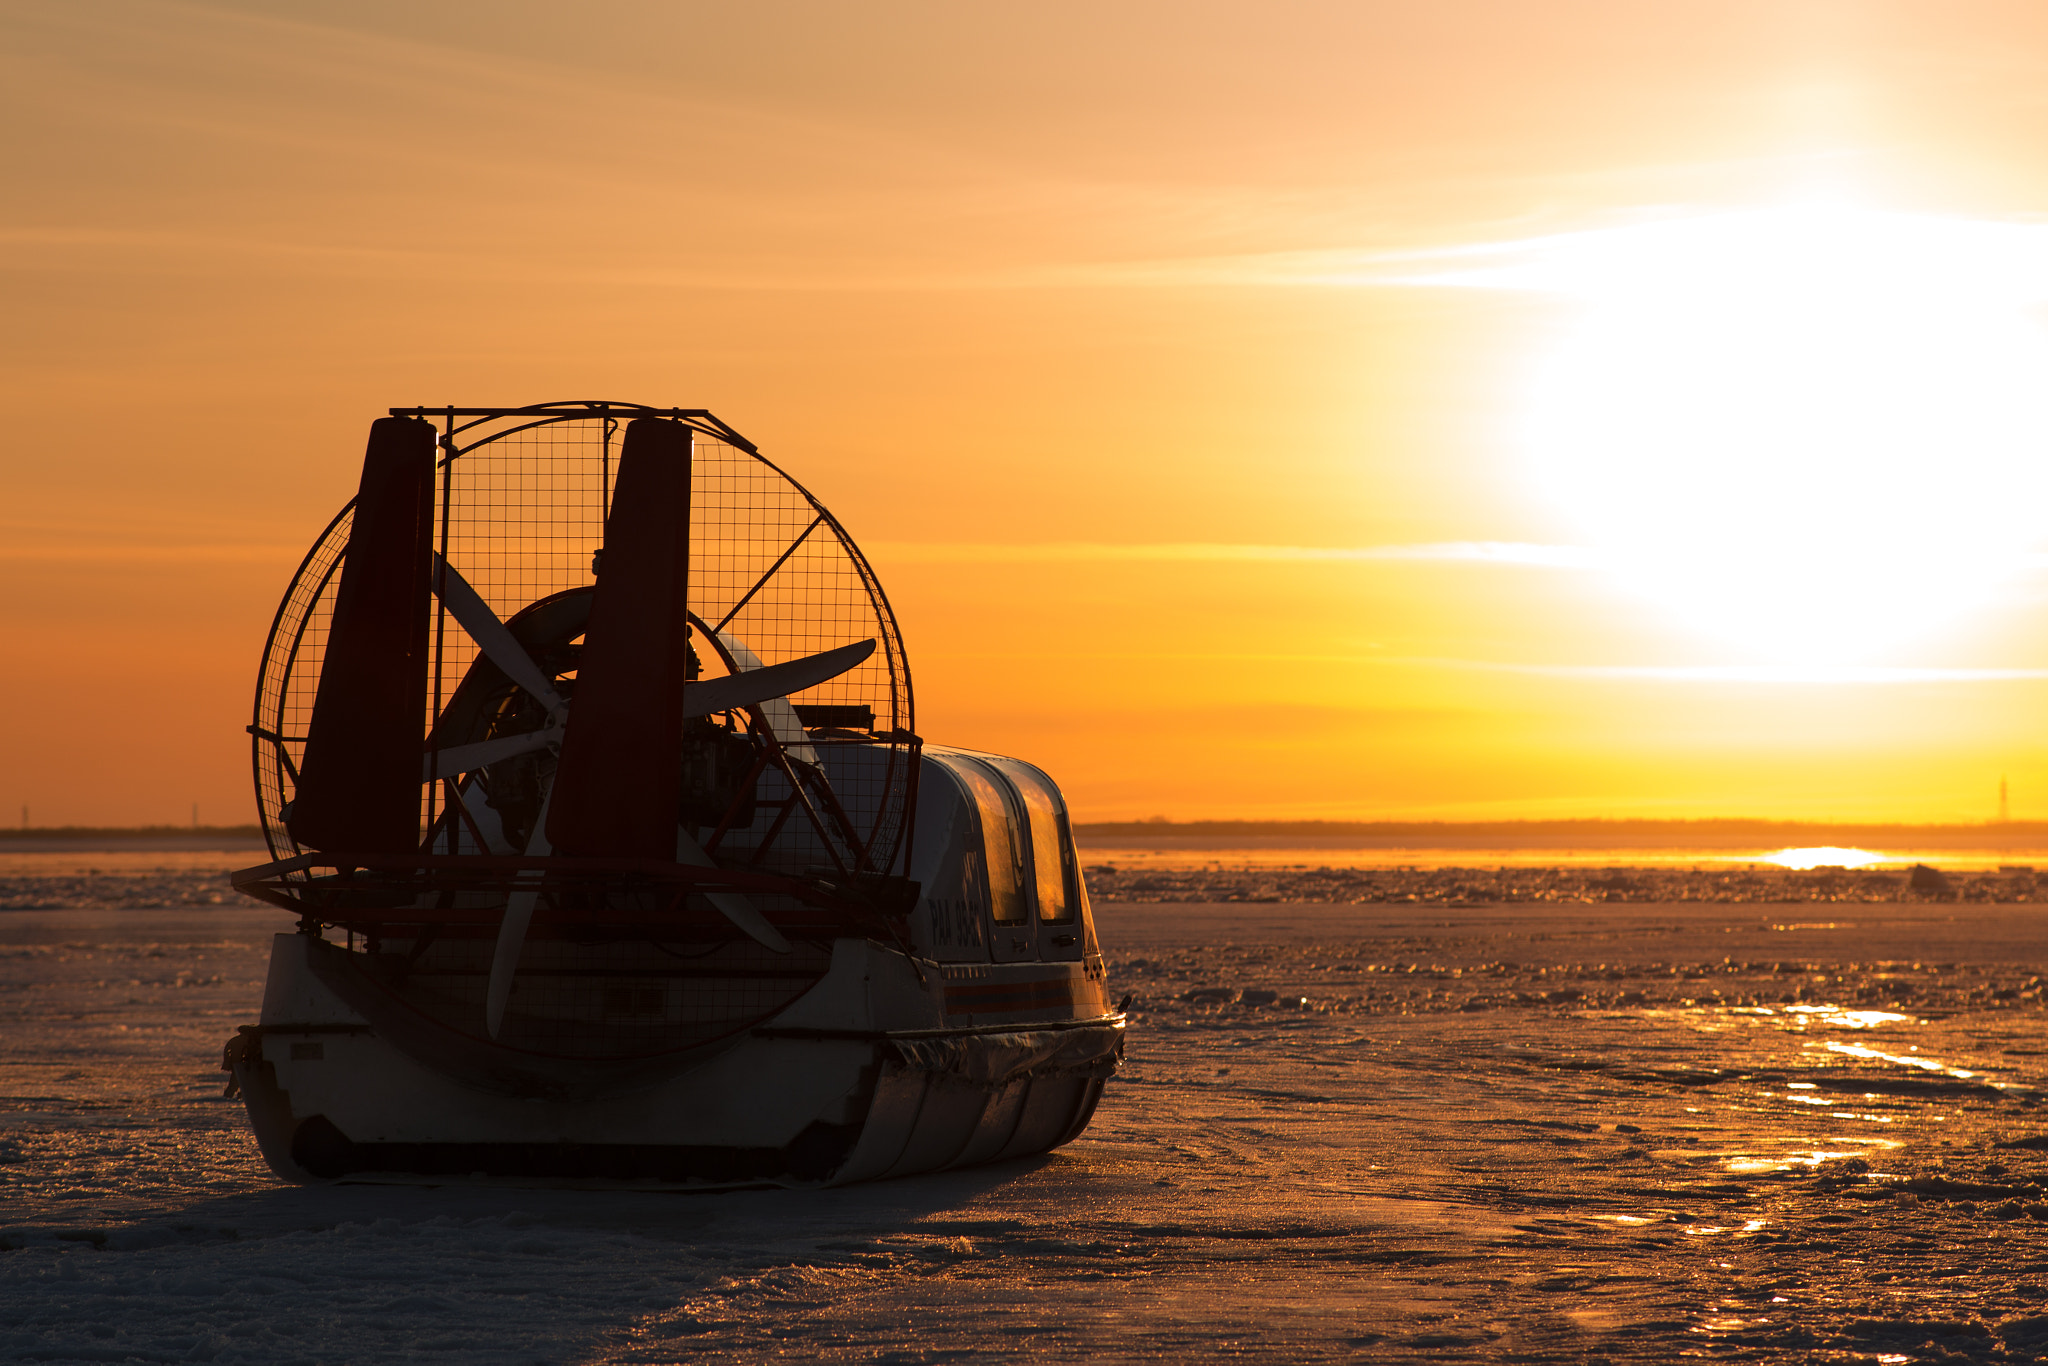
1702,1002,1919,1033
1718,1138,1902,1174
1823,1040,1975,1077
1758,1082,1901,1121
1787,1005,1915,1029
1760,846,1887,870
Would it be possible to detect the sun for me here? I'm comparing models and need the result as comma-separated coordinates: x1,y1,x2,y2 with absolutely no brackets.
1515,205,2048,662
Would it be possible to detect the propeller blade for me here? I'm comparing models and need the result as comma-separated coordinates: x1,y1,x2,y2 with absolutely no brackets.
545,418,693,858
714,629,816,767
431,553,567,718
683,639,875,719
677,828,790,953
289,417,438,853
485,788,552,1039
422,726,560,782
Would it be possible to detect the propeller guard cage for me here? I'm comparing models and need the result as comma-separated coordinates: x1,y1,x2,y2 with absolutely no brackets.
244,402,918,936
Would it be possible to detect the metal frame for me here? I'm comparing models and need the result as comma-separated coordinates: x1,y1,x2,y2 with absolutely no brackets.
389,401,759,456
244,399,920,933
247,501,353,866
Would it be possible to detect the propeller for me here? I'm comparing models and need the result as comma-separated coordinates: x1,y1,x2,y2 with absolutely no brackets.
677,828,790,953
430,552,567,724
713,627,818,767
463,417,870,1032
432,545,871,1026
278,410,904,1046
484,788,552,1038
419,559,874,780
684,638,873,718
422,726,564,783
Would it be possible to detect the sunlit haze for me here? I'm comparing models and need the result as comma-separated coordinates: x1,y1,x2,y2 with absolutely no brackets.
14,2,2048,824
1511,206,2048,662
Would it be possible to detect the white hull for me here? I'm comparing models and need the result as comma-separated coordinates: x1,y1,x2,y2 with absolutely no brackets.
226,931,1123,1186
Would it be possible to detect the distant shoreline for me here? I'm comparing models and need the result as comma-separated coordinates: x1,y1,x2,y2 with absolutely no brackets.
0,826,263,841
0,827,268,853
6,819,2046,855
1075,818,2048,850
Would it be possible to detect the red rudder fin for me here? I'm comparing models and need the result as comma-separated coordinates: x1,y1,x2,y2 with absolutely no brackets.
545,418,692,858
288,417,438,853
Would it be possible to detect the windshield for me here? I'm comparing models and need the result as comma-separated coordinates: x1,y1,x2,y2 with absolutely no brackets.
953,760,1028,925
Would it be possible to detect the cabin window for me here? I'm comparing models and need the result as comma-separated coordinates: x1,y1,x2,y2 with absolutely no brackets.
992,760,1078,926
955,762,1028,925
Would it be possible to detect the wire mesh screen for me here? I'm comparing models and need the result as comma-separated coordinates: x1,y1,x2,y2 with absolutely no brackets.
250,404,916,885
252,506,352,864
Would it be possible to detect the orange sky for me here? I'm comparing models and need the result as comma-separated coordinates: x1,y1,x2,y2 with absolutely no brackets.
12,2,2048,825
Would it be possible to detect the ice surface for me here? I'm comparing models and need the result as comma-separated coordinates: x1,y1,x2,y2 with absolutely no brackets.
6,897,2048,1362
0,852,253,910
1086,861,2048,904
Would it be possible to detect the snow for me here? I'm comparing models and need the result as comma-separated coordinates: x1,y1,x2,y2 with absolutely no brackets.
6,890,2048,1362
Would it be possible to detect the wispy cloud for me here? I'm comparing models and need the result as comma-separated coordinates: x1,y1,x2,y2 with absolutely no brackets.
866,540,1603,567
898,646,2048,684
1049,240,1547,291
921,649,2048,685
1436,661,2048,685
1057,207,2048,300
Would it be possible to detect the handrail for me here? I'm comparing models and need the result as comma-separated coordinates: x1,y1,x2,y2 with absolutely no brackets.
229,850,917,929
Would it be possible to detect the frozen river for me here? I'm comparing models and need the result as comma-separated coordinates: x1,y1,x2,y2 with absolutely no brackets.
5,897,2048,1362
